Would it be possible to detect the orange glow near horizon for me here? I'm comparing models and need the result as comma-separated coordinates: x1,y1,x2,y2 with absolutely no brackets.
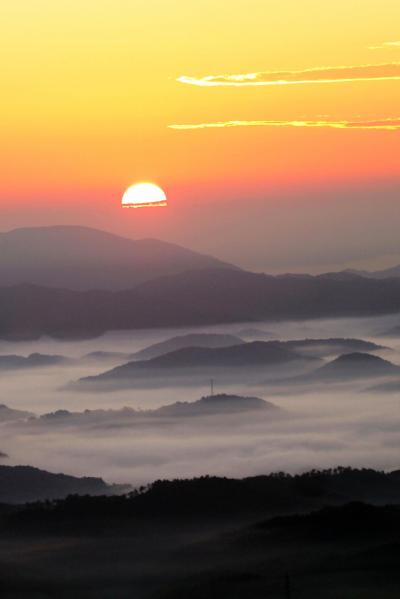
0,0,400,233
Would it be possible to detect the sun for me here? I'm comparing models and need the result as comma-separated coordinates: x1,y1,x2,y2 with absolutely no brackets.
121,183,167,209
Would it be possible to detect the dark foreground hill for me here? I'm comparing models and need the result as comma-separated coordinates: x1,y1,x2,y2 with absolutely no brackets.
2,268,400,340
0,465,129,504
0,226,236,291
1,467,400,598
5,467,400,523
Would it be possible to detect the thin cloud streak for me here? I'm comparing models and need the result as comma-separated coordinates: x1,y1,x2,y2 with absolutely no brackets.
369,41,400,50
169,118,400,131
177,63,400,87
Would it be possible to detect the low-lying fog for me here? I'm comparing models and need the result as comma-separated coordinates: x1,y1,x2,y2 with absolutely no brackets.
0,313,400,486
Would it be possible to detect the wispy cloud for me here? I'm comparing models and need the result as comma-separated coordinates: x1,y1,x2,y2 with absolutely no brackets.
369,41,400,50
169,118,400,131
177,63,400,87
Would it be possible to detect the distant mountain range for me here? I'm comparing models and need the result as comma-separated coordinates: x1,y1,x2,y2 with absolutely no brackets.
1,226,400,340
2,269,400,340
0,226,236,291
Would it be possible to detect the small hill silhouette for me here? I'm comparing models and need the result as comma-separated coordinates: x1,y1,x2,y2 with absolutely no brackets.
154,394,278,416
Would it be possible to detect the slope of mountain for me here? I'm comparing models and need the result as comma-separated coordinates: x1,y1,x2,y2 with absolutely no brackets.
234,328,274,340
0,404,34,422
0,353,68,370
0,226,237,291
0,465,129,504
82,351,133,362
346,264,400,279
130,333,244,360
380,325,400,338
76,341,312,389
2,268,400,340
304,352,400,382
366,379,400,393
275,337,386,357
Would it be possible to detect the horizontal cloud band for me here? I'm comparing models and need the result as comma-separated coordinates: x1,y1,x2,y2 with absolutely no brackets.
169,118,400,131
178,63,400,87
369,41,400,50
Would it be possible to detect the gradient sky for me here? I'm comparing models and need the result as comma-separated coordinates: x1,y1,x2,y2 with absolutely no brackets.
1,0,400,272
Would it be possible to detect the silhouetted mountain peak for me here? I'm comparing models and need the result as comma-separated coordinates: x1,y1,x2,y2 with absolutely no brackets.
0,226,238,291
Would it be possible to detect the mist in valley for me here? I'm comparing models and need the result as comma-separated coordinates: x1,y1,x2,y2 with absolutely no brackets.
0,313,399,487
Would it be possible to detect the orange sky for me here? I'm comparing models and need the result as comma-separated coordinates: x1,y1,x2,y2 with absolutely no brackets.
1,0,400,272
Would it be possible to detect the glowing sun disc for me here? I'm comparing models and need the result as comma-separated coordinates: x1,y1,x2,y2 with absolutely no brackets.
122,183,167,208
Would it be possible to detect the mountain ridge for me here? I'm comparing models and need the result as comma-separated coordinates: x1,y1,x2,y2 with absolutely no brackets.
2,268,400,340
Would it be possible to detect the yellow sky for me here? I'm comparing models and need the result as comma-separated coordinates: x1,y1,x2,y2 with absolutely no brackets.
1,1,400,271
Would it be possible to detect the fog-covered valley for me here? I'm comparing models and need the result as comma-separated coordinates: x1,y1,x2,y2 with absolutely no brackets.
1,313,400,487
